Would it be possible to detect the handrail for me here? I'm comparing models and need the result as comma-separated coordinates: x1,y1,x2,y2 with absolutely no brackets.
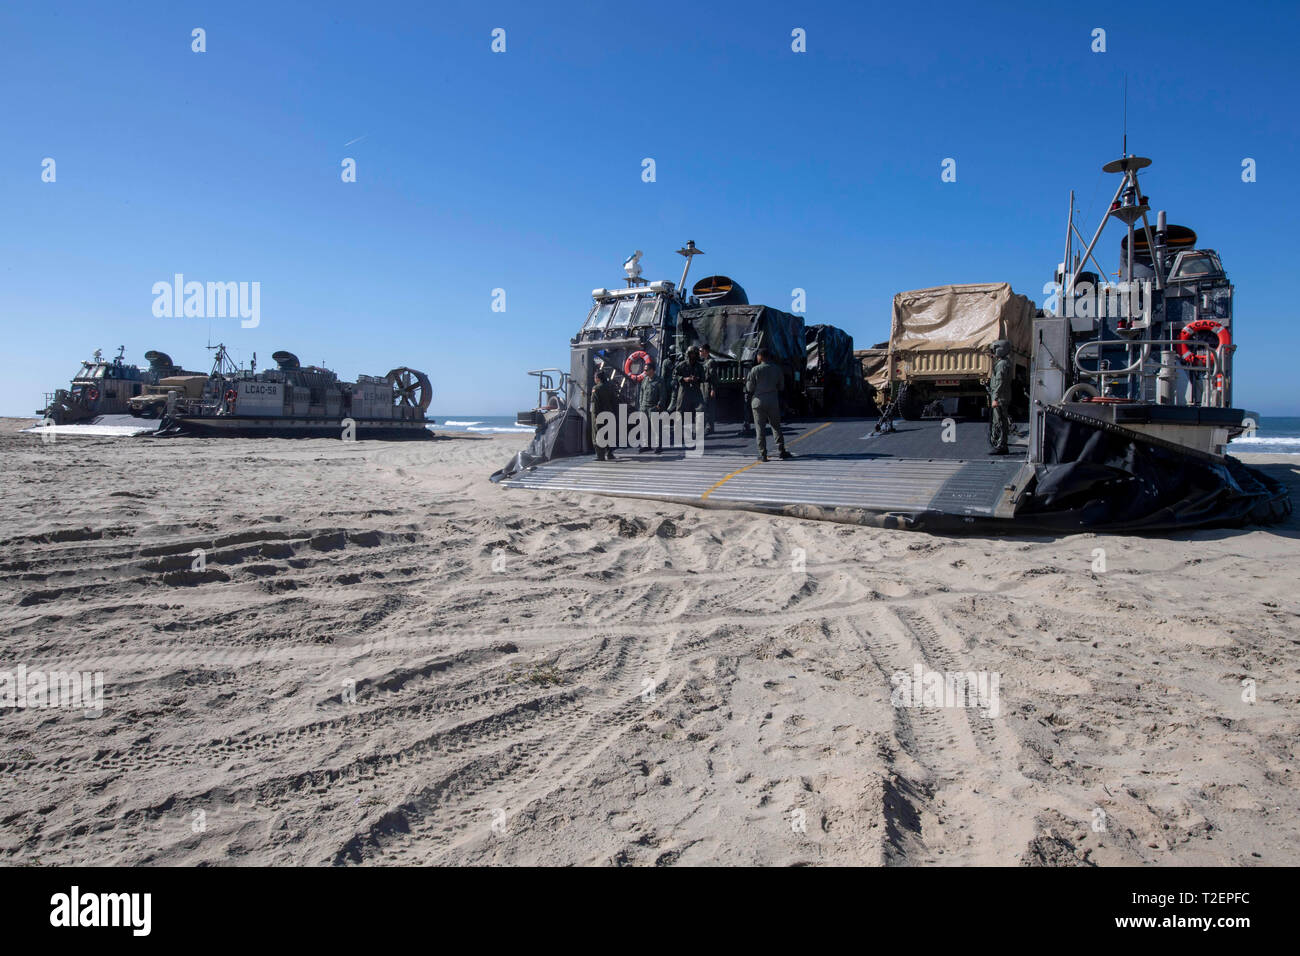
525,368,571,410
1072,338,1219,378
1072,338,1227,407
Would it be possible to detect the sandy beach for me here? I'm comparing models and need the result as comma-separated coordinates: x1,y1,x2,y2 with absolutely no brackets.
1,416,1297,866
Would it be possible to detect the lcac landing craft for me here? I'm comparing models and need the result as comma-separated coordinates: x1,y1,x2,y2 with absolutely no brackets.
495,153,1290,532
154,344,435,440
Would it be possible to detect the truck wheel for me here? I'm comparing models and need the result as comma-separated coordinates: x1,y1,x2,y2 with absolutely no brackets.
896,385,923,421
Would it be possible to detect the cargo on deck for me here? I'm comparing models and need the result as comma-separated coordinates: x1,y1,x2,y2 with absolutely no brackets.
494,179,1291,533
885,282,1034,419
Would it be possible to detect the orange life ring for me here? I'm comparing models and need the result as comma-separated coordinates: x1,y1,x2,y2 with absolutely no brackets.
1176,320,1231,367
86,387,99,401
623,350,651,381
224,389,237,402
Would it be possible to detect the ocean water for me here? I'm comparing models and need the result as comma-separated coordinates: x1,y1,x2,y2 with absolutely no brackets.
25,412,1297,450
1229,416,1300,455
432,415,535,435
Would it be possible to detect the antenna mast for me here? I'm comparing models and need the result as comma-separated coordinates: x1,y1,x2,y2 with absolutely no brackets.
1122,74,1128,156
675,240,704,298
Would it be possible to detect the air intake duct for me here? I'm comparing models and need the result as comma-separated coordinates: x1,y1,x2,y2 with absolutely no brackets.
144,350,175,371
1121,224,1197,267
691,275,748,306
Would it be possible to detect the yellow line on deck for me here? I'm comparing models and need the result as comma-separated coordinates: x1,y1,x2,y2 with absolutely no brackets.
699,421,832,501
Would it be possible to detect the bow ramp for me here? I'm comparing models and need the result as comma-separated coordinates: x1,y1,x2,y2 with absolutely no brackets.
499,418,1029,528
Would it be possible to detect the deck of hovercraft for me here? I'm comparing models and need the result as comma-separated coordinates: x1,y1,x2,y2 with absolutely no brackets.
500,417,1034,523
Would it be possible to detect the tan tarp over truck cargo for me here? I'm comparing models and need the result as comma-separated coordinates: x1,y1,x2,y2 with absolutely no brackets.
854,347,890,407
886,282,1033,419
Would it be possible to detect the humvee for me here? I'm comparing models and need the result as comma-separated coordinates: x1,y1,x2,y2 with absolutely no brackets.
127,374,210,418
884,282,1032,419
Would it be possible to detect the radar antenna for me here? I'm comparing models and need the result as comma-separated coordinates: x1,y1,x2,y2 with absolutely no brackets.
623,250,645,287
675,240,704,297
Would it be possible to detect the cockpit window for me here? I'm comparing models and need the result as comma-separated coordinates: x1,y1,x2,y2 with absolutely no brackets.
632,296,661,326
584,301,615,330
608,297,636,329
1172,253,1222,278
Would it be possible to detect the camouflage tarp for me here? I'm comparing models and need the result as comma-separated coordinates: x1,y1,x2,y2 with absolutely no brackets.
806,325,855,382
806,324,870,407
677,304,805,365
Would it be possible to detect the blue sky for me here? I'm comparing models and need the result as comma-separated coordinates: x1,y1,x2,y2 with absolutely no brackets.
3,0,1297,416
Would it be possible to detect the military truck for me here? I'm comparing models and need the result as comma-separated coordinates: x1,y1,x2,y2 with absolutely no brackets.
805,324,871,415
678,296,807,421
883,282,1032,420
127,374,210,418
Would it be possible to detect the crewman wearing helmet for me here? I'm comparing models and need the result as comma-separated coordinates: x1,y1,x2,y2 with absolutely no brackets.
987,339,1012,455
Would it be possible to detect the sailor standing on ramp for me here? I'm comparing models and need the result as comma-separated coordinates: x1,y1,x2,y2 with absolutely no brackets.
987,339,1012,455
745,349,793,462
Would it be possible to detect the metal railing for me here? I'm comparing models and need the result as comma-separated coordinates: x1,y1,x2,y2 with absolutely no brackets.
1072,338,1229,407
525,368,571,411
